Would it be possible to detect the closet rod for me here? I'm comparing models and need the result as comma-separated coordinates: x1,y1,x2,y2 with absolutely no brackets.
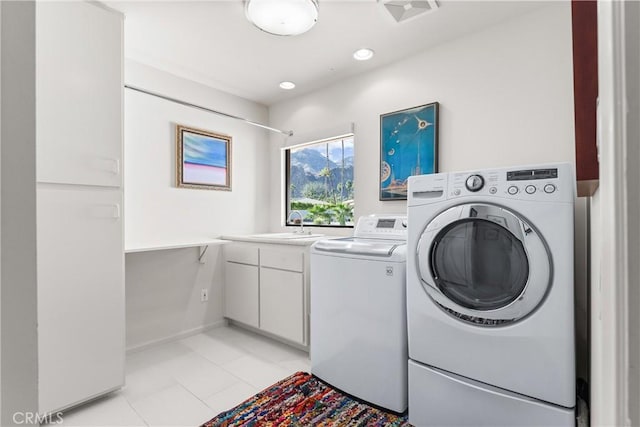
124,84,293,136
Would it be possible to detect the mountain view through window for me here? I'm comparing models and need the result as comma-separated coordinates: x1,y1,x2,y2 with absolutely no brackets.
286,135,354,227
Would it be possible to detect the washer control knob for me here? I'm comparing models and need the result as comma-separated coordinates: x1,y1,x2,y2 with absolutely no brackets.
454,189,461,196
544,184,556,194
507,186,519,195
489,187,497,194
401,219,408,228
525,185,536,194
465,174,484,192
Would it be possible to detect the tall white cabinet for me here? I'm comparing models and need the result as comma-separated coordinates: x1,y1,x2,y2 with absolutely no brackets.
35,2,124,414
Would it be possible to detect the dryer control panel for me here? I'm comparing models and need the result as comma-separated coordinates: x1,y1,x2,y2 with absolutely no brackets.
408,163,574,206
446,164,573,203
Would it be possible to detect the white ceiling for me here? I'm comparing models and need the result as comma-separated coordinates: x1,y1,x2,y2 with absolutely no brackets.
107,1,546,106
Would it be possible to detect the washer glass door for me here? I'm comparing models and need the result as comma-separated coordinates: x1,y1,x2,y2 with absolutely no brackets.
417,203,551,325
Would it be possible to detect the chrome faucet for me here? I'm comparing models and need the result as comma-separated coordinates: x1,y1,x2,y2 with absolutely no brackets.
287,210,305,234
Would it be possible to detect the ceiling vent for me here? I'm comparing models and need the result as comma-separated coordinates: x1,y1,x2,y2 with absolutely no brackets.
379,0,439,23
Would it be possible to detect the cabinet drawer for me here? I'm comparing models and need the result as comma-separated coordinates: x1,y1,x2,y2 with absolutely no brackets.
225,244,259,266
261,248,303,272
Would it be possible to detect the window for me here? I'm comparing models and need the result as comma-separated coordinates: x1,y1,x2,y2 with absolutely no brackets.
285,135,354,227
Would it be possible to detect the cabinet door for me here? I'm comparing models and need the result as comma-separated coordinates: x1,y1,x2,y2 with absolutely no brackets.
260,267,304,344
224,262,259,328
37,186,124,414
36,2,123,187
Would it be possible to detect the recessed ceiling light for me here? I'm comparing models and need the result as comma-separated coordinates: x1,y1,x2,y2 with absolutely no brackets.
353,48,375,61
279,81,296,90
245,0,319,36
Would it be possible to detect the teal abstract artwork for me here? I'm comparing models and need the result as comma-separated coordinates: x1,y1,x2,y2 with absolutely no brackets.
380,102,438,200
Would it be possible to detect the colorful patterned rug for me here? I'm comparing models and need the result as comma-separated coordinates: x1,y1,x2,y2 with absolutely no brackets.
202,371,411,426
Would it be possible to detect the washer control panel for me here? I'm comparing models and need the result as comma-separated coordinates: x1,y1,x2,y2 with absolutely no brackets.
354,215,408,240
447,166,567,201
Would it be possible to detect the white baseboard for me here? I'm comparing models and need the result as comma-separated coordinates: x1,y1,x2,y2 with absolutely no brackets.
126,319,228,354
227,319,309,352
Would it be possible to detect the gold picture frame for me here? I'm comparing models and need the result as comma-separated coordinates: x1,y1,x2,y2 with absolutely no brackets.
176,124,232,191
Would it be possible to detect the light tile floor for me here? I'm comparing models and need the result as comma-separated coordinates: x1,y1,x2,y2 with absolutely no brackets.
50,325,310,427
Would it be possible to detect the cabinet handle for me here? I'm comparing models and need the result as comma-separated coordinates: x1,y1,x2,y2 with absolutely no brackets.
90,204,121,219
111,204,121,219
93,157,121,175
109,158,121,175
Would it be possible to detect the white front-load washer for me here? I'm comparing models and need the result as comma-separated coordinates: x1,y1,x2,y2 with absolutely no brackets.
310,214,408,413
406,163,575,426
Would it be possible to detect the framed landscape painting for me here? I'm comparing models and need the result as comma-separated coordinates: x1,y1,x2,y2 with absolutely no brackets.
176,124,231,191
380,102,439,200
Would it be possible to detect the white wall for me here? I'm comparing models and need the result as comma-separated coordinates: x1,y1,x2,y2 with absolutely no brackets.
625,4,640,422
126,246,225,350
267,0,592,392
0,1,3,418
267,3,575,231
124,61,271,348
125,61,271,248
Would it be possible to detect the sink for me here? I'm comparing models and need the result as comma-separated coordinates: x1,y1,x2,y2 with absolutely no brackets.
250,232,325,239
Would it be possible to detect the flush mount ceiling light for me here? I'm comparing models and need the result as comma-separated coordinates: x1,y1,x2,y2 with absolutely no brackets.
379,0,439,23
353,48,375,61
245,0,319,36
279,81,296,90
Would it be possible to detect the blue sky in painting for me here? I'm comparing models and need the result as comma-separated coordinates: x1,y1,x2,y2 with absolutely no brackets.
381,104,436,185
183,132,227,168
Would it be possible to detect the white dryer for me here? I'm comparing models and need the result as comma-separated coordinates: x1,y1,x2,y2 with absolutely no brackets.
406,164,575,426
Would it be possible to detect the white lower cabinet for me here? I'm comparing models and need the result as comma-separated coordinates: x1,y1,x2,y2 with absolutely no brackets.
37,186,124,414
223,242,309,346
224,262,259,328
260,267,304,344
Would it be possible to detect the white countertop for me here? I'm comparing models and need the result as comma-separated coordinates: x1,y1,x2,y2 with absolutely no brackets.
125,238,229,253
220,233,332,246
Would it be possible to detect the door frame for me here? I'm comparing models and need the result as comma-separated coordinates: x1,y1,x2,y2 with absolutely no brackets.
594,1,639,425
